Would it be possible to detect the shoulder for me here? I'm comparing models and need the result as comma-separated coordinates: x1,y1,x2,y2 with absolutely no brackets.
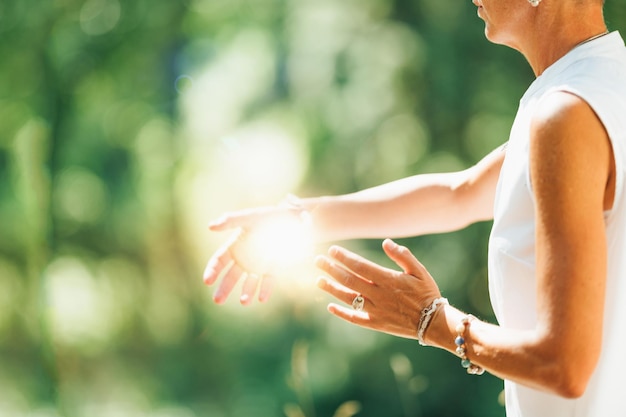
529,91,611,207
530,90,607,154
531,91,597,129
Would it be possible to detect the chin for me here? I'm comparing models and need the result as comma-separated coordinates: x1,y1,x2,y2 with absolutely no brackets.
484,28,507,46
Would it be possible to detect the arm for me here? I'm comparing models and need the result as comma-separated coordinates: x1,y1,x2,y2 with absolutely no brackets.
317,91,613,398
298,145,505,241
431,92,612,397
205,144,505,304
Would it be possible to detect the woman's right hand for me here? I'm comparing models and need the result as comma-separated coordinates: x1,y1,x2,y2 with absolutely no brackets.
204,199,314,305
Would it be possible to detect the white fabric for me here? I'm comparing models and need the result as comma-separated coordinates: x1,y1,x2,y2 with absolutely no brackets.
488,31,626,417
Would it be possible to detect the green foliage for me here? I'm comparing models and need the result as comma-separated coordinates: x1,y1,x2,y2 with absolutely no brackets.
2,0,625,416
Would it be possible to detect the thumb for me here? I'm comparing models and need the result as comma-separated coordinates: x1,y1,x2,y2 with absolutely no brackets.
208,206,282,232
208,214,238,231
208,209,256,231
382,238,426,276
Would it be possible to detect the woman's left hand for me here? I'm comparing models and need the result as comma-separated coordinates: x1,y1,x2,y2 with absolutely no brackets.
315,239,442,339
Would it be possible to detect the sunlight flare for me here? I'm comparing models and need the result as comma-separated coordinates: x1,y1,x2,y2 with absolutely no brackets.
231,211,315,277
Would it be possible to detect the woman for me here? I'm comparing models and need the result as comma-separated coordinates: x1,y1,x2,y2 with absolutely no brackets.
205,0,626,415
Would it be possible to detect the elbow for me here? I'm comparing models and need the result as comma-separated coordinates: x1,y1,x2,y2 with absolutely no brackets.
449,174,493,227
540,351,597,399
552,373,590,399
530,326,601,399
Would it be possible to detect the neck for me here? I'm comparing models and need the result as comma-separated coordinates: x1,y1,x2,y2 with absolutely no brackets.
512,4,607,76
525,29,609,77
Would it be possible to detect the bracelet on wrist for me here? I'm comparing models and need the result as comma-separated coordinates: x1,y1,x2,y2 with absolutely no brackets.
454,315,485,375
417,297,448,346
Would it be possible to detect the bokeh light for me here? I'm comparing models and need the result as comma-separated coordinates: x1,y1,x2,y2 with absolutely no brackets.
4,0,624,416
44,257,119,351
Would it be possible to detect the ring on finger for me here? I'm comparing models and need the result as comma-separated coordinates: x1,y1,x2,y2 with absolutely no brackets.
352,294,365,311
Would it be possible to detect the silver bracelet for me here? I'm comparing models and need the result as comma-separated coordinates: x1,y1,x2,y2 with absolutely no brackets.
417,297,448,346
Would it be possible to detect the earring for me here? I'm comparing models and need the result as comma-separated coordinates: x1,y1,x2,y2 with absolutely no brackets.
528,0,541,6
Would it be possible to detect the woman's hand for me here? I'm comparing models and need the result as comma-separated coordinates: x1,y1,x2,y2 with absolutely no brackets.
203,227,274,305
315,239,442,339
204,201,313,305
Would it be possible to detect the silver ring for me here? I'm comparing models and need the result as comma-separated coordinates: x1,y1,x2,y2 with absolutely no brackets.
352,295,365,311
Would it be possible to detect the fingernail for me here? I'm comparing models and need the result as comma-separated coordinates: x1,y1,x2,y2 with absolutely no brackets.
316,277,326,289
240,294,250,304
385,239,399,251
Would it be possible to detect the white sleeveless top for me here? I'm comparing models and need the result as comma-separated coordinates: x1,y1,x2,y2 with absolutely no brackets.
488,32,626,417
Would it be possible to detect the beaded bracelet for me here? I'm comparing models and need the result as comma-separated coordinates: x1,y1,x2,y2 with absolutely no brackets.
417,297,448,346
454,315,485,375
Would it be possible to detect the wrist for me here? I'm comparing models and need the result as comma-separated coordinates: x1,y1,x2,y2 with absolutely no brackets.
283,194,334,242
419,302,487,376
422,303,464,350
417,297,448,346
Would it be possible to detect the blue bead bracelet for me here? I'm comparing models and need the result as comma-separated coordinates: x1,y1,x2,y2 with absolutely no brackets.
454,315,485,376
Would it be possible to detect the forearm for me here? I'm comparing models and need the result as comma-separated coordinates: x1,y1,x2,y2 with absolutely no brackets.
300,171,485,242
425,304,594,398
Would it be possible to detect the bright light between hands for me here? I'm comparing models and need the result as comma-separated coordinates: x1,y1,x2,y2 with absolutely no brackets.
230,211,315,277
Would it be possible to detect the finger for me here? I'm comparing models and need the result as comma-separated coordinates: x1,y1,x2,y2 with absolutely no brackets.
324,245,391,285
208,213,248,231
213,262,247,304
203,248,234,285
382,239,427,277
315,255,373,294
240,273,260,306
327,303,371,327
203,230,243,285
316,276,361,306
208,206,283,232
258,274,274,303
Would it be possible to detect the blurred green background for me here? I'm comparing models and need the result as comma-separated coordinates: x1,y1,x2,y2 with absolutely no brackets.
2,0,625,416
